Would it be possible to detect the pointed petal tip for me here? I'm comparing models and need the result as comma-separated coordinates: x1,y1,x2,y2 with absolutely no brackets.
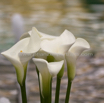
32,27,39,32
1,51,6,56
64,29,69,32
68,37,90,59
76,38,90,49
31,27,40,37
61,29,75,45
1,52,3,55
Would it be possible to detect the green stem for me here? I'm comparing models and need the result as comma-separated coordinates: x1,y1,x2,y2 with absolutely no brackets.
20,82,27,103
36,67,44,103
65,80,72,103
55,77,61,103
43,96,50,103
50,78,52,103
43,78,52,103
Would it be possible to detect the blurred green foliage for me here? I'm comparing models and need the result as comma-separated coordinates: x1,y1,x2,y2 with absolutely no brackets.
84,0,104,4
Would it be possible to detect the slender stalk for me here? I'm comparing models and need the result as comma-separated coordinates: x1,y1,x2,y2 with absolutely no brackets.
36,67,44,103
43,96,50,103
20,82,27,103
42,77,52,103
55,77,61,103
65,80,72,103
50,78,52,103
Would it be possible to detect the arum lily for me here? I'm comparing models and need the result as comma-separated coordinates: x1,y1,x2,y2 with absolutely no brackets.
40,30,75,103
41,30,75,75
1,27,41,103
32,58,64,103
65,38,90,103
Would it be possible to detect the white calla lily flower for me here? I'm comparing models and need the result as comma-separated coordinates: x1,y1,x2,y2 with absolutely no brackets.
40,30,75,78
65,38,90,81
1,28,41,85
41,30,75,60
32,58,64,97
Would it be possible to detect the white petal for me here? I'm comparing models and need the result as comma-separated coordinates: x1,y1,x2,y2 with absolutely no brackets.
33,58,64,77
18,52,34,68
48,60,64,76
1,38,30,84
69,38,90,59
60,29,75,45
19,27,41,67
41,38,66,61
1,38,29,67
41,30,75,58
41,38,61,54
32,58,64,97
32,58,50,75
32,58,51,97
41,37,69,55
23,27,41,53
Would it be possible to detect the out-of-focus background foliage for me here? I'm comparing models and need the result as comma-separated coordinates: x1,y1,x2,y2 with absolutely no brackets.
0,0,104,103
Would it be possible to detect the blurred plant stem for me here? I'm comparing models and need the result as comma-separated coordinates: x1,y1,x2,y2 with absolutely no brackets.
20,82,27,103
55,77,61,103
50,78,52,103
36,67,44,103
65,80,72,103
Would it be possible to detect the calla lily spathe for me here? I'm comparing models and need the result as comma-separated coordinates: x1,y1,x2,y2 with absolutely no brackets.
40,30,75,78
1,28,41,85
41,30,75,60
32,58,64,97
65,38,90,81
